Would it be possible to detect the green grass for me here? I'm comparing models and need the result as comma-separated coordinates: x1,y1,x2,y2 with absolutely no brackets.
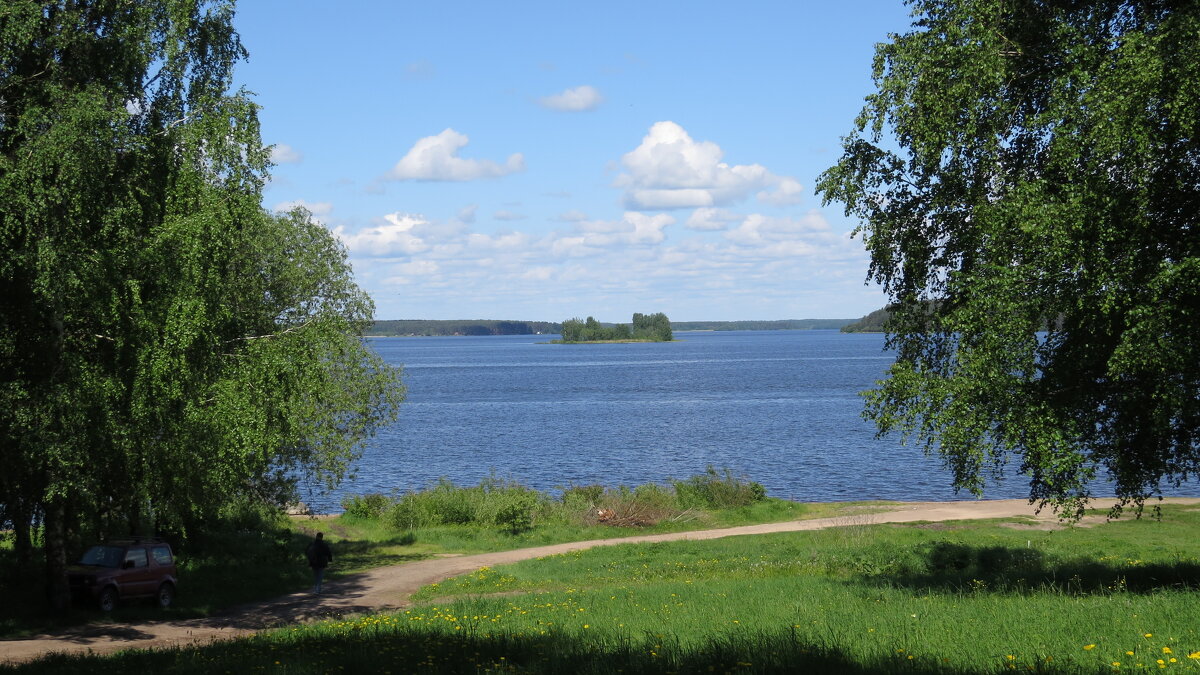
8,505,1200,673
0,470,832,639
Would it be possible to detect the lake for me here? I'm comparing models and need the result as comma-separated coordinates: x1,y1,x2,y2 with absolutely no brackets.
302,330,1197,512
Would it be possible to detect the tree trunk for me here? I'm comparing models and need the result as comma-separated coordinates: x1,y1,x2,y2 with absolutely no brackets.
43,499,71,612
12,499,34,569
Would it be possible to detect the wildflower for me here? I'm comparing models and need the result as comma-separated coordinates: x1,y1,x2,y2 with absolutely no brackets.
1145,634,1153,638
1085,645,1097,651
1127,652,1134,656
1190,652,1200,660
1163,647,1172,654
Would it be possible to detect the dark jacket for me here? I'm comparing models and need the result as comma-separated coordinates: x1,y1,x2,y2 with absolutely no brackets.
305,539,333,569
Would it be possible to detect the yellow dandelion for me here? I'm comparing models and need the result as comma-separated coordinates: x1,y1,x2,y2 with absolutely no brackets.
1163,647,1172,654
1145,634,1153,638
1085,644,1097,651
1189,652,1200,660
1127,651,1135,656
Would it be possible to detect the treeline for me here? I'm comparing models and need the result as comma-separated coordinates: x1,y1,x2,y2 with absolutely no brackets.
840,307,892,333
370,320,562,336
675,319,854,331
841,303,1064,334
560,312,673,342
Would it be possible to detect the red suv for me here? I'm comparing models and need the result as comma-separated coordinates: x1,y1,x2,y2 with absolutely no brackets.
68,538,178,611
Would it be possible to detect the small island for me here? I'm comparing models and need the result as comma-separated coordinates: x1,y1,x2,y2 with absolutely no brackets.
555,312,674,343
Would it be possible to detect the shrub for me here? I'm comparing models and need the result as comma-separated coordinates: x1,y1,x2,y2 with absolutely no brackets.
671,466,766,509
495,492,538,534
341,493,394,520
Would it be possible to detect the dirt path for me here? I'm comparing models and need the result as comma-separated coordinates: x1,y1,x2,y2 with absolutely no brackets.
4,498,1196,665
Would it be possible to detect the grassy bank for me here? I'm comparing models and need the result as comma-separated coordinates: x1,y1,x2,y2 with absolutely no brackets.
7,503,1200,673
0,469,836,638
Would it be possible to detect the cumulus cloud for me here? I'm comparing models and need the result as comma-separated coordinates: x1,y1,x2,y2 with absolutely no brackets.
270,144,303,164
335,204,872,321
333,211,470,257
538,85,604,112
615,121,804,210
385,129,525,182
686,207,740,231
757,176,804,206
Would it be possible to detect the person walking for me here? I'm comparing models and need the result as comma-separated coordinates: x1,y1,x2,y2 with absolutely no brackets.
305,532,333,594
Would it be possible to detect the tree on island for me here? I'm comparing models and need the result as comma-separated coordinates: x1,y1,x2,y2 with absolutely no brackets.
818,0,1199,517
560,313,673,342
0,0,403,607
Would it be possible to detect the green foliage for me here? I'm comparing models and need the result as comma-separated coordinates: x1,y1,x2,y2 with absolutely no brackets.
839,306,893,333
351,470,768,533
0,0,404,607
559,312,673,342
671,466,767,509
341,494,394,520
817,0,1200,516
383,477,543,532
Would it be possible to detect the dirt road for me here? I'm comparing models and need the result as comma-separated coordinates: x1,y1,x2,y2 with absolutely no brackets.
4,498,1195,665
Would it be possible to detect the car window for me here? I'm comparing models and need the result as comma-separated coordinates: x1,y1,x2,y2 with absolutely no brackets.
124,547,149,568
81,545,123,568
151,545,173,565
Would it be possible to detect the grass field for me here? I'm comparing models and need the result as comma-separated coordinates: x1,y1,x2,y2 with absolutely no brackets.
7,503,1200,673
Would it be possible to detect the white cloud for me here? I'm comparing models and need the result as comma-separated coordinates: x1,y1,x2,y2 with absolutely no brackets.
270,144,303,164
538,85,604,112
615,121,804,210
334,213,431,256
686,207,740,231
383,260,440,285
336,205,874,322
385,129,525,182
458,204,478,224
556,209,589,222
757,177,804,206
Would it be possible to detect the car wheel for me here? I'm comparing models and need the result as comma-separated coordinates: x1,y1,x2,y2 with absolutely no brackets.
98,587,118,612
156,582,175,609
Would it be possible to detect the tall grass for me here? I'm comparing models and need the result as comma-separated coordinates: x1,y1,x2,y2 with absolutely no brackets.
342,467,771,534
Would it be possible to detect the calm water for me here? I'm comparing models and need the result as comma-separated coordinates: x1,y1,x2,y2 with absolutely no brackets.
303,330,1196,512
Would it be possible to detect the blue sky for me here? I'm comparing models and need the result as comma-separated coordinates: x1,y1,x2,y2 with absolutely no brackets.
233,1,914,322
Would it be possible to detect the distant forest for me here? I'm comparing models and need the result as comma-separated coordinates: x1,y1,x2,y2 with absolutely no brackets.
839,308,891,333
674,319,854,331
369,318,858,337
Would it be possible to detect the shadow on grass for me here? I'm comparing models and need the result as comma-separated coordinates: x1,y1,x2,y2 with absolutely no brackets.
0,529,423,640
870,541,1200,594
5,627,1037,674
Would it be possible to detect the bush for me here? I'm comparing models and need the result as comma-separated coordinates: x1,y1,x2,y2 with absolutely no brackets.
495,492,538,534
671,466,767,509
341,493,394,520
